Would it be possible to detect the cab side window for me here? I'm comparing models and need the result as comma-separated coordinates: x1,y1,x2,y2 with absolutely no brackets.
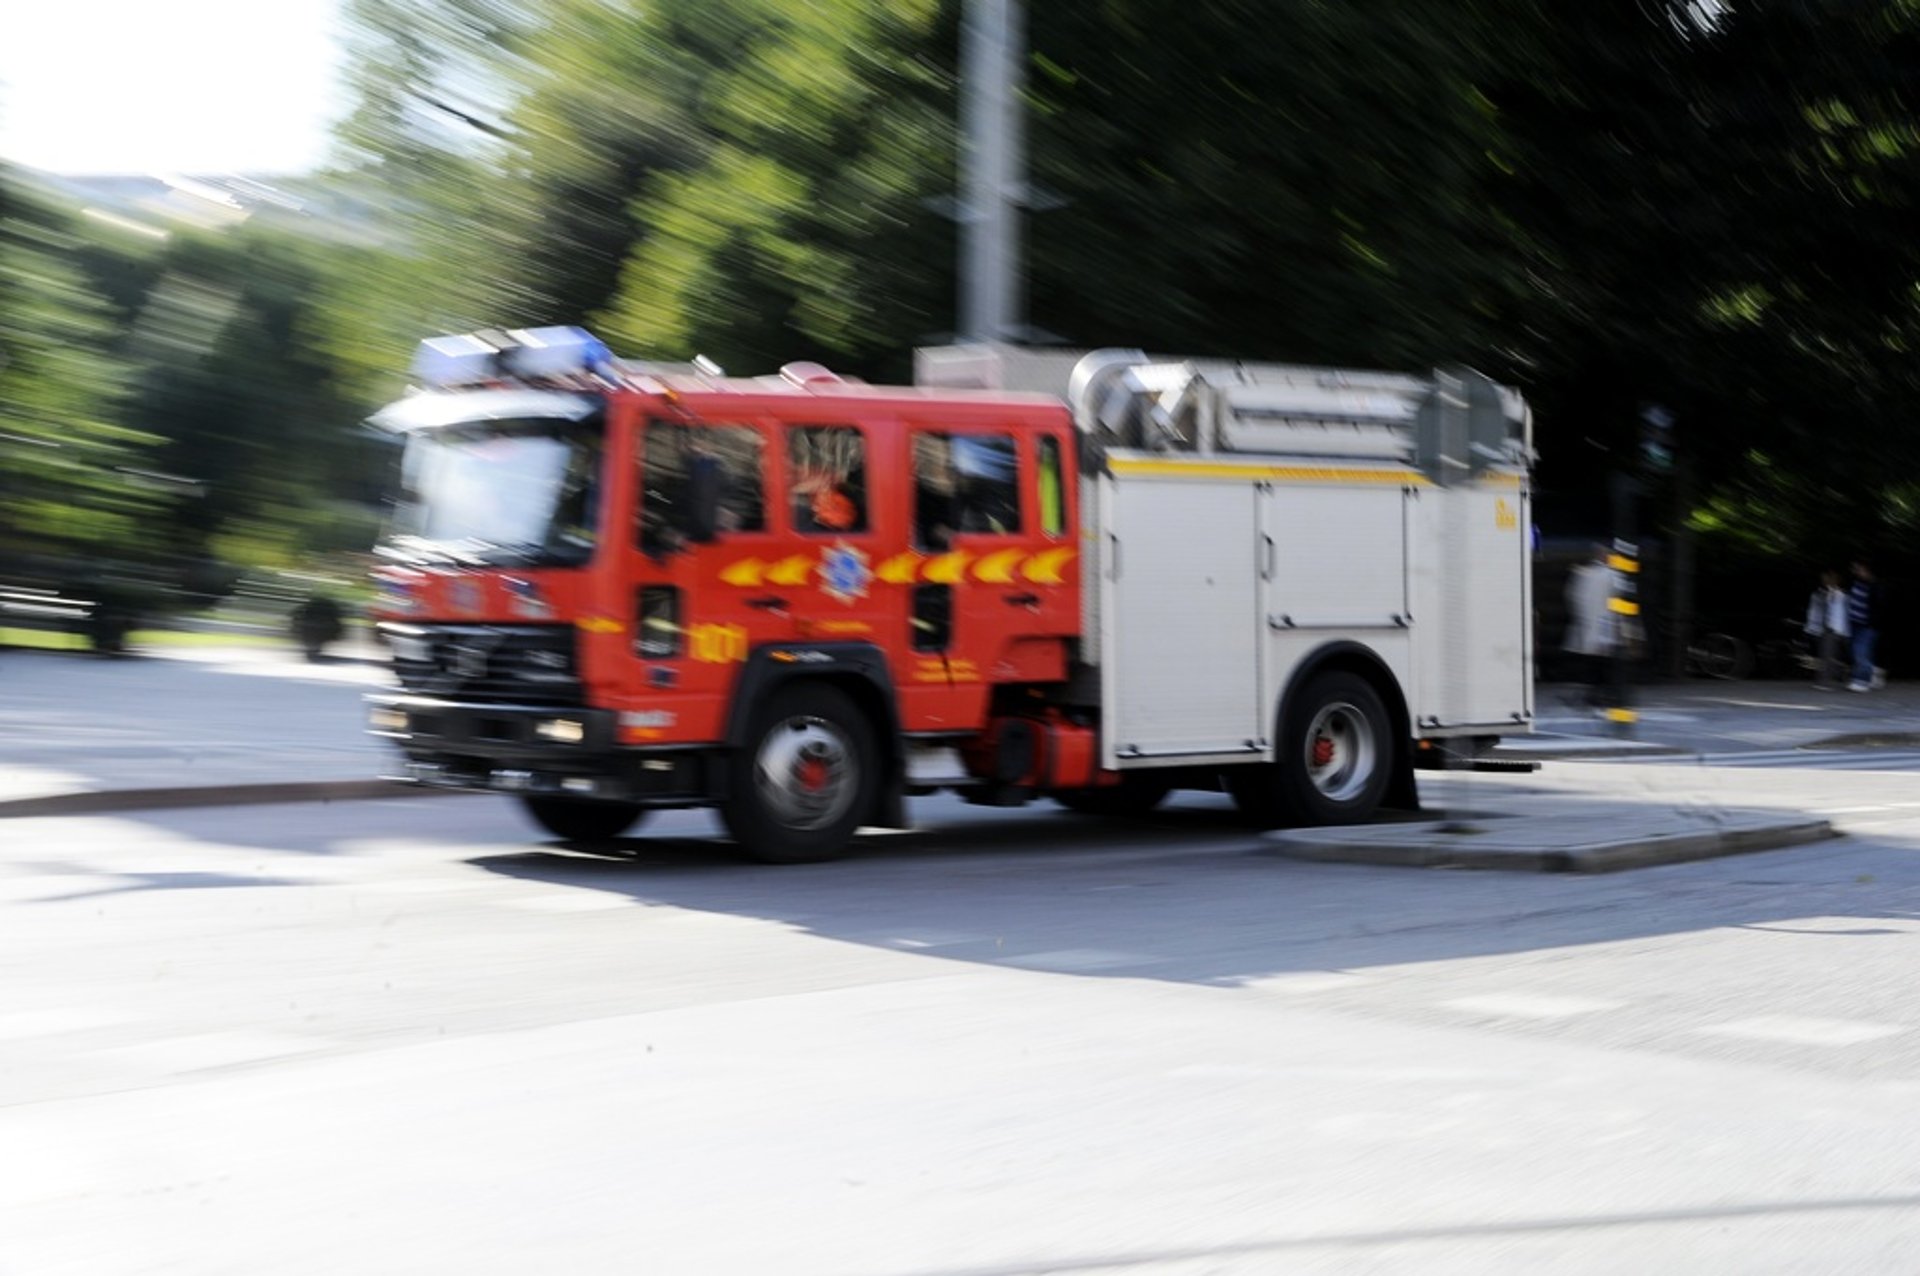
1036,435,1065,538
913,432,1021,550
788,426,868,534
640,422,765,556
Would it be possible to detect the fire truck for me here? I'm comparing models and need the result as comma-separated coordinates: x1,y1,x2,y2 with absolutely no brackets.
366,327,1534,862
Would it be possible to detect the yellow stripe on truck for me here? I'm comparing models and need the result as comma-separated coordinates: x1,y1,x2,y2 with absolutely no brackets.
1107,458,1425,484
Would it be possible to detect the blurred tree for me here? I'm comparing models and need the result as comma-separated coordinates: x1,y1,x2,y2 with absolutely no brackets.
320,0,1920,564
0,168,164,567
1022,0,1525,368
1494,1,1920,522
595,0,953,377
124,226,370,566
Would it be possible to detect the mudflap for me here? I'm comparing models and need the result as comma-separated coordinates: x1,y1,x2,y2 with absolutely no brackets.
874,777,910,830
1386,748,1421,812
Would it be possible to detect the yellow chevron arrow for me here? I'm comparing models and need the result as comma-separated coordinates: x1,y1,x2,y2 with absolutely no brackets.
718,558,765,587
1021,547,1076,585
923,551,973,585
877,552,923,584
767,555,815,587
973,548,1026,584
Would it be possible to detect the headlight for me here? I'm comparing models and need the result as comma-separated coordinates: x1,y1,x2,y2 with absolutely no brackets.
369,706,408,733
535,718,586,744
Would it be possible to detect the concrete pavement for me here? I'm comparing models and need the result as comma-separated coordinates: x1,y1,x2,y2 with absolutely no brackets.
0,644,403,812
8,783,1920,1272
0,646,1898,868
1523,678,1920,757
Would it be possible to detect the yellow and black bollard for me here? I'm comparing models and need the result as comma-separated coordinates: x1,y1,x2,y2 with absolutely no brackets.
1606,539,1639,736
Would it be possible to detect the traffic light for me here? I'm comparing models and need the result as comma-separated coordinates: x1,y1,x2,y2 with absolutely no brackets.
1640,403,1675,474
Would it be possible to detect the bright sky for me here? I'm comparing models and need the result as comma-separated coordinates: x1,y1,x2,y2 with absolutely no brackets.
0,0,346,175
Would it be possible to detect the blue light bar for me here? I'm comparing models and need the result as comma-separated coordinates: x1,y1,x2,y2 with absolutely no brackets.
409,326,615,388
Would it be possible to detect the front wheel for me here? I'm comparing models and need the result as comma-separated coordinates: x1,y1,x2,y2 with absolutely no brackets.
1228,671,1393,828
722,683,877,864
519,795,648,842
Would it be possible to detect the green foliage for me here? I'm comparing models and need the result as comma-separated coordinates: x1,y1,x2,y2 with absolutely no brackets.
0,168,163,561
14,0,1920,583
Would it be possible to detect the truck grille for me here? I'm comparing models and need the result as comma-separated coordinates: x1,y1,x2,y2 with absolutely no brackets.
383,624,582,706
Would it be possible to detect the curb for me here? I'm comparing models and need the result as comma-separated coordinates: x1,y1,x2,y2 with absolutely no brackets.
1800,732,1920,751
1490,742,1690,760
1265,814,1838,874
0,780,472,820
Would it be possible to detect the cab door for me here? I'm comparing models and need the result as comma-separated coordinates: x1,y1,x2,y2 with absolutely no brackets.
626,417,786,741
896,423,1051,730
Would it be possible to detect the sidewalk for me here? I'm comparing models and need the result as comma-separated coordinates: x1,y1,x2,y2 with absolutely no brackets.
1519,679,1920,757
0,648,1906,855
0,642,408,814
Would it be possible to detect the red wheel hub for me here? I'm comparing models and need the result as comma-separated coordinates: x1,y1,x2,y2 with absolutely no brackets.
797,755,831,792
1311,735,1336,768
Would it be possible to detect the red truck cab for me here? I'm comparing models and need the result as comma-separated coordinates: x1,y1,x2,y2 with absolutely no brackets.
367,332,1093,861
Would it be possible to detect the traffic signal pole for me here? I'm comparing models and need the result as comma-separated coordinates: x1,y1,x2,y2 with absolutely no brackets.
958,0,1024,343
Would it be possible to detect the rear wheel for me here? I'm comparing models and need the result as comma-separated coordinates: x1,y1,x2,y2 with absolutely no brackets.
519,795,648,842
1229,670,1393,827
722,683,876,864
1052,774,1173,817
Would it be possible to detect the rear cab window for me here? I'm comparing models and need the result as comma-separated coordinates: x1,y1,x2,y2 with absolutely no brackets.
787,425,869,534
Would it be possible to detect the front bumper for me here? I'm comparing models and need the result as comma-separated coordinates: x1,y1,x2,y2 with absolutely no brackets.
367,694,710,804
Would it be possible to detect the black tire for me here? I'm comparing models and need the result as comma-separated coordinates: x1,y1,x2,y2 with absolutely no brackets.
1229,670,1393,828
519,795,648,842
1052,774,1173,817
721,683,877,864
1692,632,1751,681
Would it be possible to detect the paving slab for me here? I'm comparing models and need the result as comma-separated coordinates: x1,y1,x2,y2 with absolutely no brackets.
1267,807,1838,874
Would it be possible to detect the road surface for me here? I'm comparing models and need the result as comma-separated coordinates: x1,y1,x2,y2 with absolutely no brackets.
6,758,1920,1274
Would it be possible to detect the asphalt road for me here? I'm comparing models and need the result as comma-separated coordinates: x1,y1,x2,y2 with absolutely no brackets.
7,761,1920,1274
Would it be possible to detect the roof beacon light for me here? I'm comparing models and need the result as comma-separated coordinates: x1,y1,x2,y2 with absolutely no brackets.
410,326,614,388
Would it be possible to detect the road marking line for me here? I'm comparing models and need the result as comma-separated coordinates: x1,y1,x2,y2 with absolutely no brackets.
1441,994,1625,1020
882,931,986,950
356,878,499,895
87,1031,331,1073
1696,1016,1908,1046
0,1009,138,1040
1240,971,1376,995
498,893,636,912
1003,949,1153,971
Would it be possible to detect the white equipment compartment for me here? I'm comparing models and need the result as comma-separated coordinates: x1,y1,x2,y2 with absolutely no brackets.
1101,478,1263,762
919,344,1536,763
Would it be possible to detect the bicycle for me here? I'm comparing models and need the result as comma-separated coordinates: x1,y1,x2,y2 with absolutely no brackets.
1754,617,1820,680
1684,631,1752,680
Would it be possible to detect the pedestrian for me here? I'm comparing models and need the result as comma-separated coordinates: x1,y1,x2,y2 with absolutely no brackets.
1847,560,1881,692
1805,569,1851,689
1564,543,1616,709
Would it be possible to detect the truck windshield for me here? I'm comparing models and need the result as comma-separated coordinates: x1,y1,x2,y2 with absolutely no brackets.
384,417,604,567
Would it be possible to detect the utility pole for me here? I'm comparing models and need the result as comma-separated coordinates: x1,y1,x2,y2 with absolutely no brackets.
958,0,1024,344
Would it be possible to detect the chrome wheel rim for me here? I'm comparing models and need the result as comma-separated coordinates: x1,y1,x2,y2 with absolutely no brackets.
1304,701,1376,802
753,715,858,831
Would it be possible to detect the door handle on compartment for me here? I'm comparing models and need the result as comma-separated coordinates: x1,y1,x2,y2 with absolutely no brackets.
743,596,790,612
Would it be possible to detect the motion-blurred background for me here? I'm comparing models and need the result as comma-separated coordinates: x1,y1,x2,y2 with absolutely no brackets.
3,1,1917,667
